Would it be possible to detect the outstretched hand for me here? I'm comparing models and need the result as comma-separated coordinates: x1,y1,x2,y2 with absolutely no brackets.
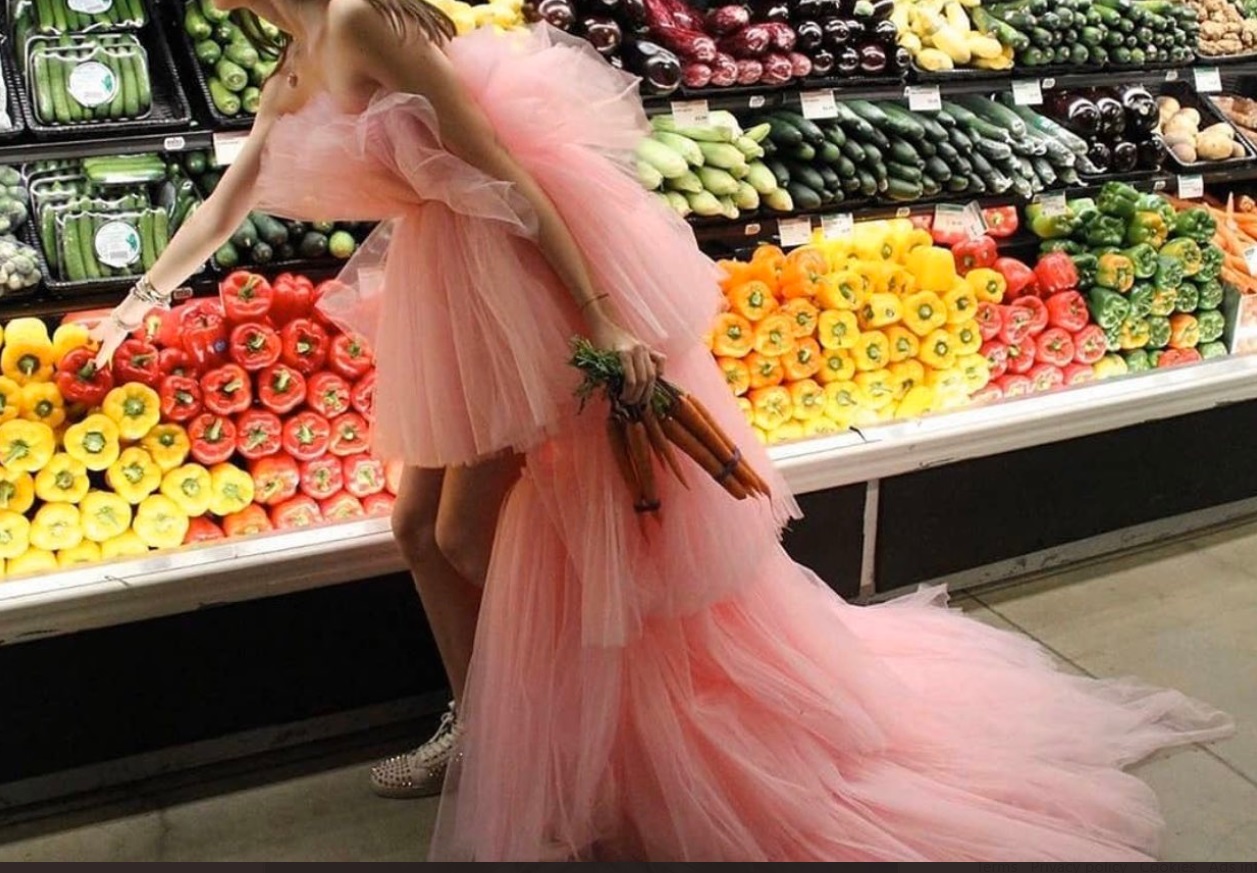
589,317,665,408
88,317,130,370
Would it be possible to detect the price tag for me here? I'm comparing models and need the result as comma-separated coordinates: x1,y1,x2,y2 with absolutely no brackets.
905,85,941,112
748,95,766,110
1040,77,1056,91
172,286,193,301
212,131,249,167
162,135,186,152
777,216,813,248
821,213,854,239
1243,245,1257,276
1011,79,1043,106
670,99,710,128
1195,67,1223,94
934,202,986,239
1165,69,1180,82
1035,191,1068,217
743,222,762,236
800,89,839,120
1178,174,1204,199
895,206,911,218
1153,178,1168,192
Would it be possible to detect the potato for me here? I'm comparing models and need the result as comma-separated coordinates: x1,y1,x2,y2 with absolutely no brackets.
1201,122,1237,140
1170,140,1198,163
1195,131,1234,161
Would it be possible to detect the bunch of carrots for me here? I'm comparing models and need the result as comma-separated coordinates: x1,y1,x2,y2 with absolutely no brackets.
1169,192,1257,295
570,338,770,517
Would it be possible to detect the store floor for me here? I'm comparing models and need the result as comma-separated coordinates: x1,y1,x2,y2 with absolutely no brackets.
2,520,1257,861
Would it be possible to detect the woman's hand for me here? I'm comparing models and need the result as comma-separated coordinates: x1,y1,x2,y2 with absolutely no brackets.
88,316,132,369
589,314,665,408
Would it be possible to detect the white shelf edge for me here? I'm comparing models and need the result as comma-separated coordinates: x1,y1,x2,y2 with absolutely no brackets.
3,355,1256,644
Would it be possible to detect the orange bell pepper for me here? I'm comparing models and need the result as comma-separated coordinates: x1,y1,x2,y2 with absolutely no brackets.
817,309,859,350
745,352,785,389
749,245,786,289
748,386,792,431
780,246,829,299
711,313,755,358
815,270,865,311
817,349,857,384
716,356,751,397
782,298,820,338
885,325,920,363
789,379,826,421
753,313,795,357
783,337,822,381
727,280,779,323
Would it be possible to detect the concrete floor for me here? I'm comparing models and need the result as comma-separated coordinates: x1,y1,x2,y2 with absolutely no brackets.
1,521,1256,862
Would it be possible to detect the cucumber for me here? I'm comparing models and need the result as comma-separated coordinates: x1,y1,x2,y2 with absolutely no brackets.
311,220,337,234
194,39,222,66
185,3,212,39
252,241,275,264
60,215,85,281
118,51,140,117
787,143,816,162
817,141,843,164
231,215,259,249
765,116,804,147
816,165,841,194
821,122,846,148
208,77,241,116
31,53,55,124
921,176,942,198
954,95,1026,138
875,102,928,141
860,142,883,165
855,168,878,198
785,162,826,193
834,154,857,180
104,54,126,120
887,161,923,183
833,104,883,146
786,182,822,210
200,0,230,23
299,231,329,259
843,99,891,130
886,136,921,165
216,58,249,93
975,138,1014,162
224,40,260,68
916,138,937,158
80,214,101,280
214,241,241,269
772,110,826,145
139,211,157,271
764,159,791,188
924,156,952,182
918,114,950,143
185,151,208,175
944,102,1010,143
946,175,971,193
840,138,866,165
885,177,924,202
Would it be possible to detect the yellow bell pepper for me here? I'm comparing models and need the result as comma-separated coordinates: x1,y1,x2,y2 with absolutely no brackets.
0,376,20,424
766,421,804,446
925,367,969,407
817,309,859,350
817,348,856,384
0,334,54,386
59,540,102,568
161,464,213,518
65,413,121,472
2,317,49,346
106,447,162,505
895,385,937,420
752,313,795,358
0,419,55,473
7,548,56,577
209,463,255,517
102,384,161,442
919,329,959,371
854,370,895,410
134,494,190,550
0,509,31,560
883,265,916,298
736,397,755,429
951,321,984,356
101,529,149,560
885,325,920,363
851,221,893,263
958,353,992,394
815,270,865,311
788,379,826,421
35,453,90,504
965,268,1006,303
30,502,83,552
782,298,820,339
748,386,793,432
803,416,845,438
853,330,891,372
888,359,926,400
141,424,191,473
823,381,867,423
905,245,958,292
0,468,34,515
858,293,904,331
50,323,93,364
19,382,65,430
944,283,979,325
903,291,949,337
80,490,133,543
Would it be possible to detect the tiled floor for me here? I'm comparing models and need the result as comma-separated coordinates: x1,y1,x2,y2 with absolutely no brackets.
2,522,1257,861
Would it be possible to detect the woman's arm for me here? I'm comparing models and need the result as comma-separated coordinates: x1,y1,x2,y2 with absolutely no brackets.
333,6,662,405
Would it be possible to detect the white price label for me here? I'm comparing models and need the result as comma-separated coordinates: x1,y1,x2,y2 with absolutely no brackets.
905,85,942,112
1040,77,1056,90
1178,174,1204,199
743,222,762,236
777,217,813,248
69,0,111,13
162,135,187,152
895,206,911,218
67,61,116,108
748,95,766,110
1195,67,1223,93
1035,191,1068,217
94,220,141,269
1244,246,1257,277
800,89,838,120
669,99,710,128
212,131,249,167
1165,69,1180,82
1011,79,1043,106
821,213,854,240
935,202,986,239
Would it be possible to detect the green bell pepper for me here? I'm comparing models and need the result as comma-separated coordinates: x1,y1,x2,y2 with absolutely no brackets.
1149,285,1178,317
1097,181,1141,220
1200,341,1229,359
1160,237,1203,276
1040,239,1085,255
1146,315,1171,349
1088,287,1132,330
1026,202,1081,239
1196,277,1225,310
1122,243,1159,279
1096,252,1136,292
1105,326,1122,352
1197,244,1224,282
1125,210,1169,248
1124,348,1154,372
1128,283,1155,319
1174,281,1200,313
1068,197,1099,224
1085,213,1127,248
1071,253,1098,289
1155,254,1185,290
1147,350,1164,368
1172,207,1217,244
1197,308,1226,343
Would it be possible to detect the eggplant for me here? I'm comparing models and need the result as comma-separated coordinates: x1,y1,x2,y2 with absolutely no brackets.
844,17,866,41
582,0,621,12
810,47,836,75
1118,85,1158,135
836,45,861,73
619,0,647,26
873,18,898,45
792,0,824,19
581,16,622,54
795,19,824,51
1055,94,1100,137
1111,140,1139,173
537,0,575,29
859,41,887,74
893,45,910,70
624,39,682,93
821,16,851,47
1095,95,1126,136
1085,140,1112,173
1138,137,1166,171
868,0,895,19
753,0,791,22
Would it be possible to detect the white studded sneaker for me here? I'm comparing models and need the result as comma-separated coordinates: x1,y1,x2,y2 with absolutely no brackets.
370,702,462,799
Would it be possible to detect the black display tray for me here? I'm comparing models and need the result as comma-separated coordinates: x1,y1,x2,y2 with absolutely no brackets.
1161,81,1257,172
170,0,259,132
909,61,1010,83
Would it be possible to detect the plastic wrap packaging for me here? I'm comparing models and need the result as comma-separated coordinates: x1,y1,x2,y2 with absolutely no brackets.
25,33,152,125
9,0,147,40
54,205,166,281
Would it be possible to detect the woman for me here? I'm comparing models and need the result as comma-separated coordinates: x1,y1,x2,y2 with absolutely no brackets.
94,0,1232,860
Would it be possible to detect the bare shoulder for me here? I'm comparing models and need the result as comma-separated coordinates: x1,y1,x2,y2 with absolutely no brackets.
327,0,438,54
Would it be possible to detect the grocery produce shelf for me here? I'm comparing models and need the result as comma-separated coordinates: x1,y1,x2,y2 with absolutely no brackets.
4,354,1257,644
0,128,212,163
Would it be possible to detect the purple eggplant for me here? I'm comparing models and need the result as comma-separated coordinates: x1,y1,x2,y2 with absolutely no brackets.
859,41,887,74
619,0,648,25
624,39,682,93
582,17,623,55
836,45,861,73
821,16,851,47
1086,140,1112,173
1095,95,1126,137
752,0,792,22
537,0,576,30
1138,137,1166,171
792,0,825,19
810,47,836,75
795,19,824,51
1111,140,1139,173
873,18,897,45
893,45,910,69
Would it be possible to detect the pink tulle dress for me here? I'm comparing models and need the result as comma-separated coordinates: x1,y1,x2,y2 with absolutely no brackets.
254,25,1234,861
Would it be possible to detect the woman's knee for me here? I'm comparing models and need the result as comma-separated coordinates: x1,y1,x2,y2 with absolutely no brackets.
434,519,491,587
392,500,441,569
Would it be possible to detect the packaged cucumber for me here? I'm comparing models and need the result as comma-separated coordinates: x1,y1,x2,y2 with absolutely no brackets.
54,207,162,281
26,33,153,125
9,0,147,38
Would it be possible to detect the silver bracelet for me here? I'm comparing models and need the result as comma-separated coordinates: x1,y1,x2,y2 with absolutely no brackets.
132,274,171,309
111,310,143,332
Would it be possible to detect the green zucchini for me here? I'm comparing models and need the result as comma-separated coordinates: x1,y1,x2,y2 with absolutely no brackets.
886,136,921,165
185,3,212,39
886,161,923,183
773,110,826,145
785,162,826,193
786,182,822,210
224,41,260,68
208,77,241,116
876,102,928,140
766,116,803,147
885,177,923,201
924,156,952,182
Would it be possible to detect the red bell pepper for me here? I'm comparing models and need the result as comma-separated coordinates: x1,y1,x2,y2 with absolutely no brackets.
1012,295,1050,336
55,348,114,406
283,411,331,461
1072,324,1108,365
321,492,365,521
159,347,195,378
132,307,179,347
350,372,375,418
257,364,307,415
201,364,253,416
975,301,1003,342
272,495,323,529
249,455,301,506
188,413,238,465
181,300,230,371
223,504,274,537
269,273,317,326
1006,335,1036,375
993,257,1036,300
229,323,282,372
184,517,226,544
1035,327,1076,367
113,339,162,388
981,206,1018,238
220,271,274,323
1157,348,1203,368
279,319,330,375
1044,291,1089,333
970,384,1004,405
328,333,374,381
951,235,998,275
930,222,965,248
236,409,283,460
343,454,386,498
159,375,202,424
306,371,351,418
980,340,1009,379
1032,252,1078,297
995,373,1034,397
1062,362,1096,385
997,305,1035,345
1028,362,1064,392
299,456,344,500
328,412,369,457
363,492,396,518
